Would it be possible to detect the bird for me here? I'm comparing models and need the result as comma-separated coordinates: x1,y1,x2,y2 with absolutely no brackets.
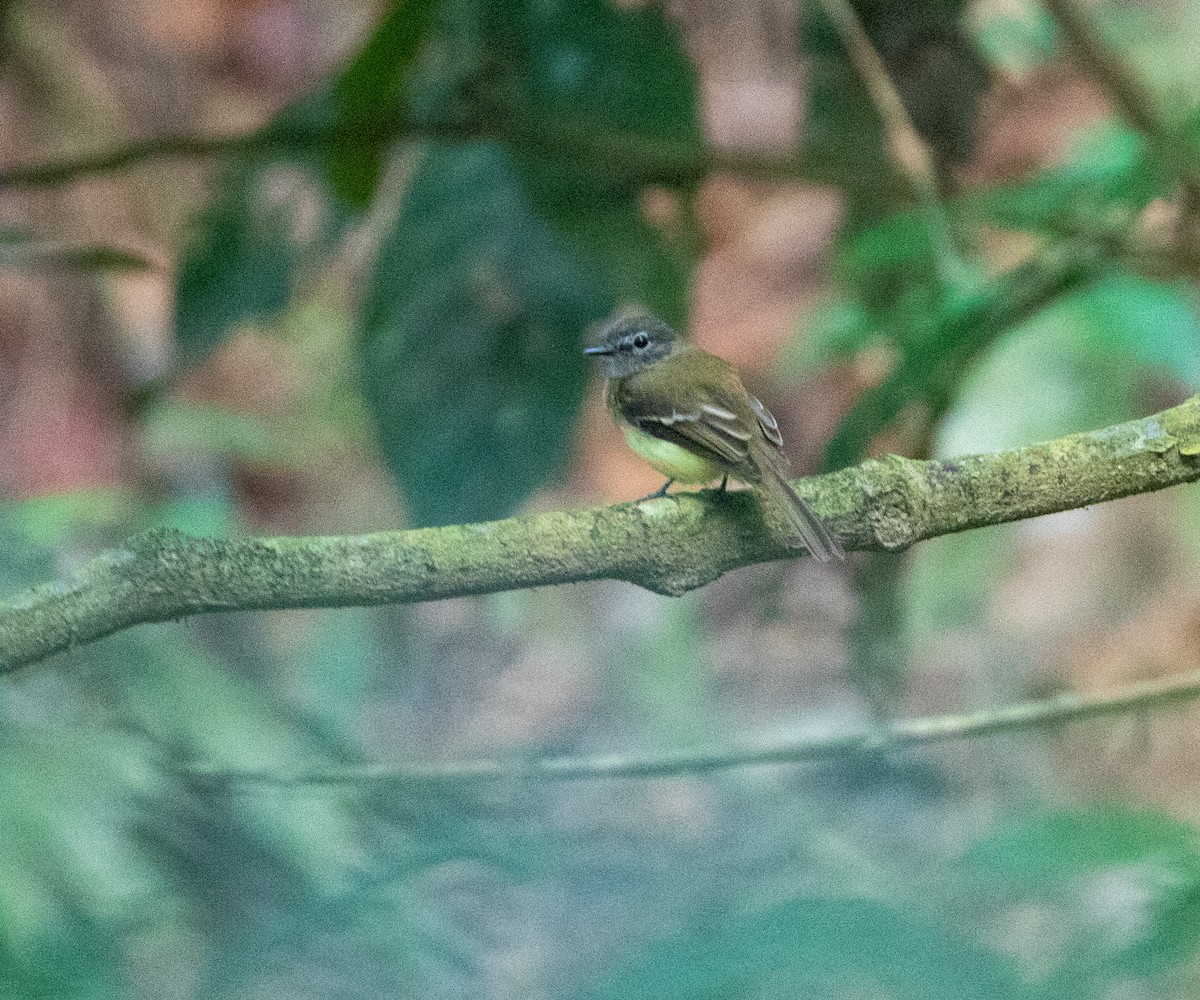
584,315,843,562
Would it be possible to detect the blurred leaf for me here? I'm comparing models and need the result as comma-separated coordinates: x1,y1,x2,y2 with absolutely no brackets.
1072,274,1200,387
485,0,702,321
965,809,1200,884
824,244,1097,467
965,125,1168,237
175,159,323,361
903,523,1017,642
963,808,1200,976
972,3,1060,73
482,0,698,145
175,0,439,360
323,0,441,207
516,164,696,325
1,489,133,551
359,141,606,527
836,209,941,286
143,497,235,539
936,271,1200,458
575,896,1027,1000
85,627,371,902
788,295,878,371
803,52,895,221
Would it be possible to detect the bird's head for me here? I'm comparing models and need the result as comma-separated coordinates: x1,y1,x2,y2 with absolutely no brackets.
583,315,679,378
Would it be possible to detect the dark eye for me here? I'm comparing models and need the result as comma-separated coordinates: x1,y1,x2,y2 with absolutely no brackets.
632,332,650,349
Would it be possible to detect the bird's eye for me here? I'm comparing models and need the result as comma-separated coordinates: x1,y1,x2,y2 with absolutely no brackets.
632,332,650,349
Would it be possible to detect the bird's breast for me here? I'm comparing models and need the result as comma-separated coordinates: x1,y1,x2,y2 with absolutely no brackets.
620,424,725,483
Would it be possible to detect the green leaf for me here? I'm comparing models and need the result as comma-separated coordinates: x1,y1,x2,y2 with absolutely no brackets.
490,0,703,321
516,163,696,324
359,141,608,527
174,159,321,361
0,489,134,552
936,271,1200,457
484,0,698,145
175,0,440,361
965,809,1200,885
324,0,441,207
972,4,1060,73
836,210,941,286
824,245,1097,467
1072,274,1200,387
575,896,1027,1000
964,124,1168,236
963,808,1200,976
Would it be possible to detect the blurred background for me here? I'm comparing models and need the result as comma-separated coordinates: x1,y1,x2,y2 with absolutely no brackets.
2,0,1200,996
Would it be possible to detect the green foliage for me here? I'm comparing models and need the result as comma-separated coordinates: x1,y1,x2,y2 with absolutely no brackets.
972,3,1060,73
359,141,605,527
324,0,441,207
963,808,1200,979
481,0,701,320
576,896,1026,1000
175,157,322,360
821,246,1096,467
965,125,1169,237
14,0,1200,998
905,271,1200,645
938,272,1200,457
174,0,439,360
176,0,700,520
803,114,1194,468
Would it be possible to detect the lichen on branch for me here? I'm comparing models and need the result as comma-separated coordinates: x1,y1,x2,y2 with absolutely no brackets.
1,395,1199,675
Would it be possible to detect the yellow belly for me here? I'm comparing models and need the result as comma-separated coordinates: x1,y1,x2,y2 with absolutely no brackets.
622,424,724,483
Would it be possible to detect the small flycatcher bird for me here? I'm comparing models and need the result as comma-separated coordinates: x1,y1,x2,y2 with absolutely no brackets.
585,315,843,562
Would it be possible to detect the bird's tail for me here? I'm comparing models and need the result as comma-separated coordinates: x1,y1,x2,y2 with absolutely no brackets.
756,457,844,563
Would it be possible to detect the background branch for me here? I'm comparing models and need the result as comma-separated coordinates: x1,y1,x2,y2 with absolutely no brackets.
2,395,1199,676
0,115,830,191
187,666,1200,787
815,0,968,285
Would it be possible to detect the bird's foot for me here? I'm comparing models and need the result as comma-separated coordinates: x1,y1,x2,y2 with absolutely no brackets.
636,479,675,503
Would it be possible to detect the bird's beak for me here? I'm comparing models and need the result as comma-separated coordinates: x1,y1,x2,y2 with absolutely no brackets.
583,344,614,356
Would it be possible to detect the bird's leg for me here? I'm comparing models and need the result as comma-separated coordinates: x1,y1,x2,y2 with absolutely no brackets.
717,474,729,492
636,479,675,503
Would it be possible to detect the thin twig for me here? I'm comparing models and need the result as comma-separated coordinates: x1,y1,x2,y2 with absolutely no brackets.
186,666,1200,787
0,116,828,192
814,0,969,285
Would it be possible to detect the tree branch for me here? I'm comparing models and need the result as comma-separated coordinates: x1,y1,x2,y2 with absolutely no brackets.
2,395,1200,675
189,666,1200,787
0,116,830,191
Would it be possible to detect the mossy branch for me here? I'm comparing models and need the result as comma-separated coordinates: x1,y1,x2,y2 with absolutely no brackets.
2,396,1200,675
